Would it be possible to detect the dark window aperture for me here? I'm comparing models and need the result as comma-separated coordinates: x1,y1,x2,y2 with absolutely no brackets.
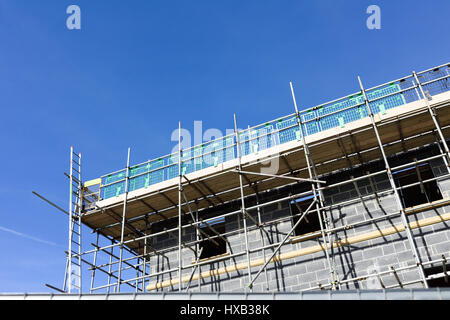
393,162,442,208
424,264,450,288
199,218,227,260
290,196,321,237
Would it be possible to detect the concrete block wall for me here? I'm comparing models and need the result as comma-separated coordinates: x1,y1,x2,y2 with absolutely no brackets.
146,144,450,292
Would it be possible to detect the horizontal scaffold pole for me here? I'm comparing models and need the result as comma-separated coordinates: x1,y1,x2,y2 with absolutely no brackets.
32,191,71,216
232,169,326,184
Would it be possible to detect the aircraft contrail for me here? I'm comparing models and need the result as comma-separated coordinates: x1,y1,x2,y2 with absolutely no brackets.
0,225,62,247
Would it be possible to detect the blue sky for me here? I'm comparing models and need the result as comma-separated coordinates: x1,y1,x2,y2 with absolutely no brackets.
0,0,449,292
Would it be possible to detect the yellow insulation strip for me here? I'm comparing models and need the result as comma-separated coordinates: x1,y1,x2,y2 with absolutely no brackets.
83,178,101,188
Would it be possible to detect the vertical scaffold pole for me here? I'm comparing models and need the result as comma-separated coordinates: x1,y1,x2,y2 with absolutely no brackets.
178,121,183,292
136,243,140,292
434,133,450,173
196,204,201,291
117,147,131,292
413,71,450,165
141,216,149,292
62,253,68,293
358,76,428,288
107,239,114,293
290,82,339,290
89,232,99,293
247,124,270,290
255,188,270,290
234,114,253,290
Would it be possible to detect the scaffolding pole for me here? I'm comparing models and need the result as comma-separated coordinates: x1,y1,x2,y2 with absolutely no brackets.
232,169,325,184
136,244,140,292
234,114,253,290
254,185,270,290
107,239,114,293
290,81,339,290
141,216,149,291
358,75,429,288
178,121,183,292
195,203,201,291
117,147,131,292
89,232,99,293
239,136,270,291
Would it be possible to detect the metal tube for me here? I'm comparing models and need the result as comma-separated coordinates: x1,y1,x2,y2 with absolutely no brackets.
185,247,203,291
255,189,270,290
89,232,99,293
290,81,339,289
117,147,131,292
233,169,326,184
135,246,140,292
391,266,403,288
196,204,201,291
358,75,429,288
32,191,71,216
141,217,149,291
62,255,68,293
106,240,114,293
178,121,182,292
442,255,448,283
234,114,253,290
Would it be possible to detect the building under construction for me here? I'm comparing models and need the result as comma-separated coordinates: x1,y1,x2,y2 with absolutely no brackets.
49,62,450,294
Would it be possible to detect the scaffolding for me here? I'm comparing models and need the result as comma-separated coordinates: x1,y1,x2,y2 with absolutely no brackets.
36,63,450,293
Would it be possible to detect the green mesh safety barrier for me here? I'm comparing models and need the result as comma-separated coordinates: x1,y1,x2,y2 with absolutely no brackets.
98,67,450,200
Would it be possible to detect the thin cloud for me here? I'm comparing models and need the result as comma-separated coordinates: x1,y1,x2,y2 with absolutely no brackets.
0,225,62,248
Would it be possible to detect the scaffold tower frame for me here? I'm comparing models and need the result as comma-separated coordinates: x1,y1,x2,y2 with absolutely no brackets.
35,62,450,293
